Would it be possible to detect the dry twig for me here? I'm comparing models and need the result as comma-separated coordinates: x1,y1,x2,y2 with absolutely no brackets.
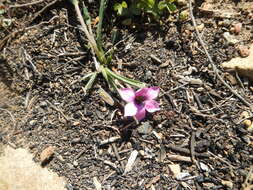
9,0,44,8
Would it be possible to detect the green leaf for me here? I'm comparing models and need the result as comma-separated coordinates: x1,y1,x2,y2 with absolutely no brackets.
113,1,128,15
144,0,155,8
113,3,122,15
105,68,146,88
167,3,177,12
79,72,95,81
96,0,107,51
101,66,109,82
83,72,97,93
158,1,167,10
82,4,91,25
121,1,127,8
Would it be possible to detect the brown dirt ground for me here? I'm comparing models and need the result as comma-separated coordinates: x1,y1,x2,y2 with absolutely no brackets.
0,0,253,189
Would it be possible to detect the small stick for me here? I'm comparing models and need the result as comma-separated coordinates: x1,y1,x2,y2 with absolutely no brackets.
112,143,125,170
99,136,121,146
189,0,252,108
46,100,70,122
9,0,44,8
0,107,16,127
166,144,210,158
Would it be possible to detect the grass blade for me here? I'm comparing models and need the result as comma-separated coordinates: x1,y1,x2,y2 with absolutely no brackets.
105,68,146,88
96,0,107,51
83,72,97,94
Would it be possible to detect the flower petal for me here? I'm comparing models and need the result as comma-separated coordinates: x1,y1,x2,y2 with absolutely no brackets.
135,106,146,121
135,87,149,98
145,87,160,100
119,88,135,102
124,102,138,117
144,100,160,113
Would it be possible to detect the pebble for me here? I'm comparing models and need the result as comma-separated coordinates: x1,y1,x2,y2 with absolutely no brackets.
199,162,210,172
67,163,74,169
137,122,153,135
189,78,203,85
231,23,242,34
73,160,78,167
223,32,238,44
237,45,250,57
144,70,152,80
221,180,233,189
29,120,37,126
40,101,48,108
177,0,187,6
196,24,204,32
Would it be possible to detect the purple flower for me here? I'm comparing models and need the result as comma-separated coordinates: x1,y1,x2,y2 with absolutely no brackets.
119,87,160,121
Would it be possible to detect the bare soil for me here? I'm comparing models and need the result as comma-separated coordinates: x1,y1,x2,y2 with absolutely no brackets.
0,0,253,189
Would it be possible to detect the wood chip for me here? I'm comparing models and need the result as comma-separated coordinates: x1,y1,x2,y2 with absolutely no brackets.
167,154,192,162
145,175,160,189
168,164,181,177
93,177,102,190
40,146,55,165
124,150,138,174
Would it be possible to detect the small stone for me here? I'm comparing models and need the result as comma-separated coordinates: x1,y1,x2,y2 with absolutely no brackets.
231,23,242,34
40,101,47,108
243,119,252,127
196,24,204,32
199,162,209,172
73,160,78,167
189,78,203,85
176,172,191,180
247,123,253,132
137,122,153,135
71,137,81,144
177,0,187,6
29,120,37,126
40,146,55,164
144,70,152,80
67,163,74,169
237,45,250,57
221,180,233,189
223,32,238,45
168,164,181,177
241,111,251,118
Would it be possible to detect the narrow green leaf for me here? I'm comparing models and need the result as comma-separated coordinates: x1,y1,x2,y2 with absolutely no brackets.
105,68,146,88
80,72,95,81
101,66,109,82
107,75,119,93
82,4,91,25
69,0,78,6
96,0,107,51
83,72,97,93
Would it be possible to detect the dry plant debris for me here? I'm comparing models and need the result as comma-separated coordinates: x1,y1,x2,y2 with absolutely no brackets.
0,0,253,189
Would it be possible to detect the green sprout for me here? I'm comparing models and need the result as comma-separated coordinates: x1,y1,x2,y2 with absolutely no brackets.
113,0,177,20
70,0,145,94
